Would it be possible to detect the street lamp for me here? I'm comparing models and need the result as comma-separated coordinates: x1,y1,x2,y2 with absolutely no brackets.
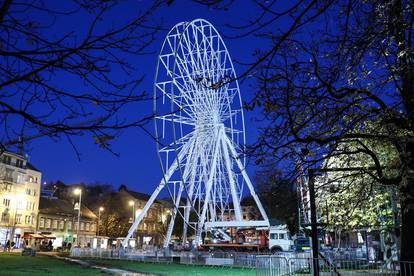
74,188,82,246
97,207,104,236
129,200,135,223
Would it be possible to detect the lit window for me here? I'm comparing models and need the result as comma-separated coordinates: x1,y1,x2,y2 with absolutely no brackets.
39,218,45,228
52,220,58,229
67,221,72,230
45,219,51,228
80,222,84,231
59,220,64,230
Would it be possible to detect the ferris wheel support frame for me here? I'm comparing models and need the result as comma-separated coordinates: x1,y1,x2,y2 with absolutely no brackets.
122,124,269,248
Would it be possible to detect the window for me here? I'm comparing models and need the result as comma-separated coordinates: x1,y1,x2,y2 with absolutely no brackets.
3,155,11,165
3,199,10,207
80,222,85,231
279,233,285,240
45,219,51,228
5,169,13,182
270,233,277,240
59,220,64,230
26,189,31,195
15,214,21,224
25,215,29,224
33,190,37,196
2,184,11,192
52,220,58,229
16,159,23,168
17,174,25,183
85,223,90,231
39,218,45,228
1,213,9,222
28,176,34,183
67,221,72,230
90,224,95,232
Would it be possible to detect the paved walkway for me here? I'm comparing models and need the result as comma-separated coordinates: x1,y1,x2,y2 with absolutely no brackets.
48,254,154,275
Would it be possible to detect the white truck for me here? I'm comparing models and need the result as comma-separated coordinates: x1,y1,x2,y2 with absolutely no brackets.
200,224,294,253
268,225,294,253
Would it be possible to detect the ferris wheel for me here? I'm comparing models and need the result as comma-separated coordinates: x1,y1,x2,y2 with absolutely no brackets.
123,19,269,248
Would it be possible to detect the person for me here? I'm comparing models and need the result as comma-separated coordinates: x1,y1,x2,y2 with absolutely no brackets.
10,241,15,252
48,240,53,251
6,240,10,252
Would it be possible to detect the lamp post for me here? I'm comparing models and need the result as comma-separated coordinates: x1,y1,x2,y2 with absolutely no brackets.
97,207,104,236
129,200,135,223
128,200,135,248
74,188,82,247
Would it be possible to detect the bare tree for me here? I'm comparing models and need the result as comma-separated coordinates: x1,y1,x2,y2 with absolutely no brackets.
0,0,164,156
192,0,414,261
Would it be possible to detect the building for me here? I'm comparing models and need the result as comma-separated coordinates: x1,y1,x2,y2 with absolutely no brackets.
37,196,97,248
117,186,172,248
0,151,41,247
223,205,261,221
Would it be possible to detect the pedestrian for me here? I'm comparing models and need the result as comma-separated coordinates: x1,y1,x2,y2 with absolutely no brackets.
6,240,10,252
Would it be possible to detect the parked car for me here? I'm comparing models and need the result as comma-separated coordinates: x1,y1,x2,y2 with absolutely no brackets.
294,237,311,252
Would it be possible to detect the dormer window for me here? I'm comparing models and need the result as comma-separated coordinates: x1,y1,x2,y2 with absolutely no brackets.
3,155,11,165
16,159,23,168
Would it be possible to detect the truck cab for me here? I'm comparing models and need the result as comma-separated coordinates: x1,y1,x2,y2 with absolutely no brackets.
268,225,294,253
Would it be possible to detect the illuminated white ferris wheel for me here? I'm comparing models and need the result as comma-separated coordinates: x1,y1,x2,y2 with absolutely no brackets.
123,19,269,248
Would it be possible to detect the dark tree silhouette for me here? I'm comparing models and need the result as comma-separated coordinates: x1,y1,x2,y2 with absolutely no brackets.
245,0,414,261
0,0,164,155
193,0,414,261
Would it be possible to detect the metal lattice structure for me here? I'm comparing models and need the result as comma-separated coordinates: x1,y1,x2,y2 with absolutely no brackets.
123,19,269,248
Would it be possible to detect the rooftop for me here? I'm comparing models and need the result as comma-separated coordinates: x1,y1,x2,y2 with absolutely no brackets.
39,196,97,220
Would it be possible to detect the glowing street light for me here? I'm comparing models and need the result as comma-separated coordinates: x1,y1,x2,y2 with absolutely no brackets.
73,188,82,246
129,200,135,223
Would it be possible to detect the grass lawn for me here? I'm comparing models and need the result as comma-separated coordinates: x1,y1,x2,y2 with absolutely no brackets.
87,259,256,276
0,253,105,275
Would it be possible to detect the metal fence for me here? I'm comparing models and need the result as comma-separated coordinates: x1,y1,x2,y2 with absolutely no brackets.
70,248,257,268
256,255,414,276
70,248,174,263
179,251,257,268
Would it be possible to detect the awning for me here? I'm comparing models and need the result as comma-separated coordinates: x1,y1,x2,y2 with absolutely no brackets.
41,234,56,239
23,233,45,239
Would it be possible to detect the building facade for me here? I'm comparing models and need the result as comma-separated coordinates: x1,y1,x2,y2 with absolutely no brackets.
37,196,97,248
118,187,172,248
0,151,41,247
223,205,261,221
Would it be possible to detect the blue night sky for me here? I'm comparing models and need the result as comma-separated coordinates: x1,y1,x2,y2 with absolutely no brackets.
26,1,275,194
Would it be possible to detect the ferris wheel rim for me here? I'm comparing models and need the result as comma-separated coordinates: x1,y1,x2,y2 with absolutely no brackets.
152,19,247,233
153,18,246,157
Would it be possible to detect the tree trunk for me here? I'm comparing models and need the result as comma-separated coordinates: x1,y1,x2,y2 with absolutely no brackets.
400,178,414,262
